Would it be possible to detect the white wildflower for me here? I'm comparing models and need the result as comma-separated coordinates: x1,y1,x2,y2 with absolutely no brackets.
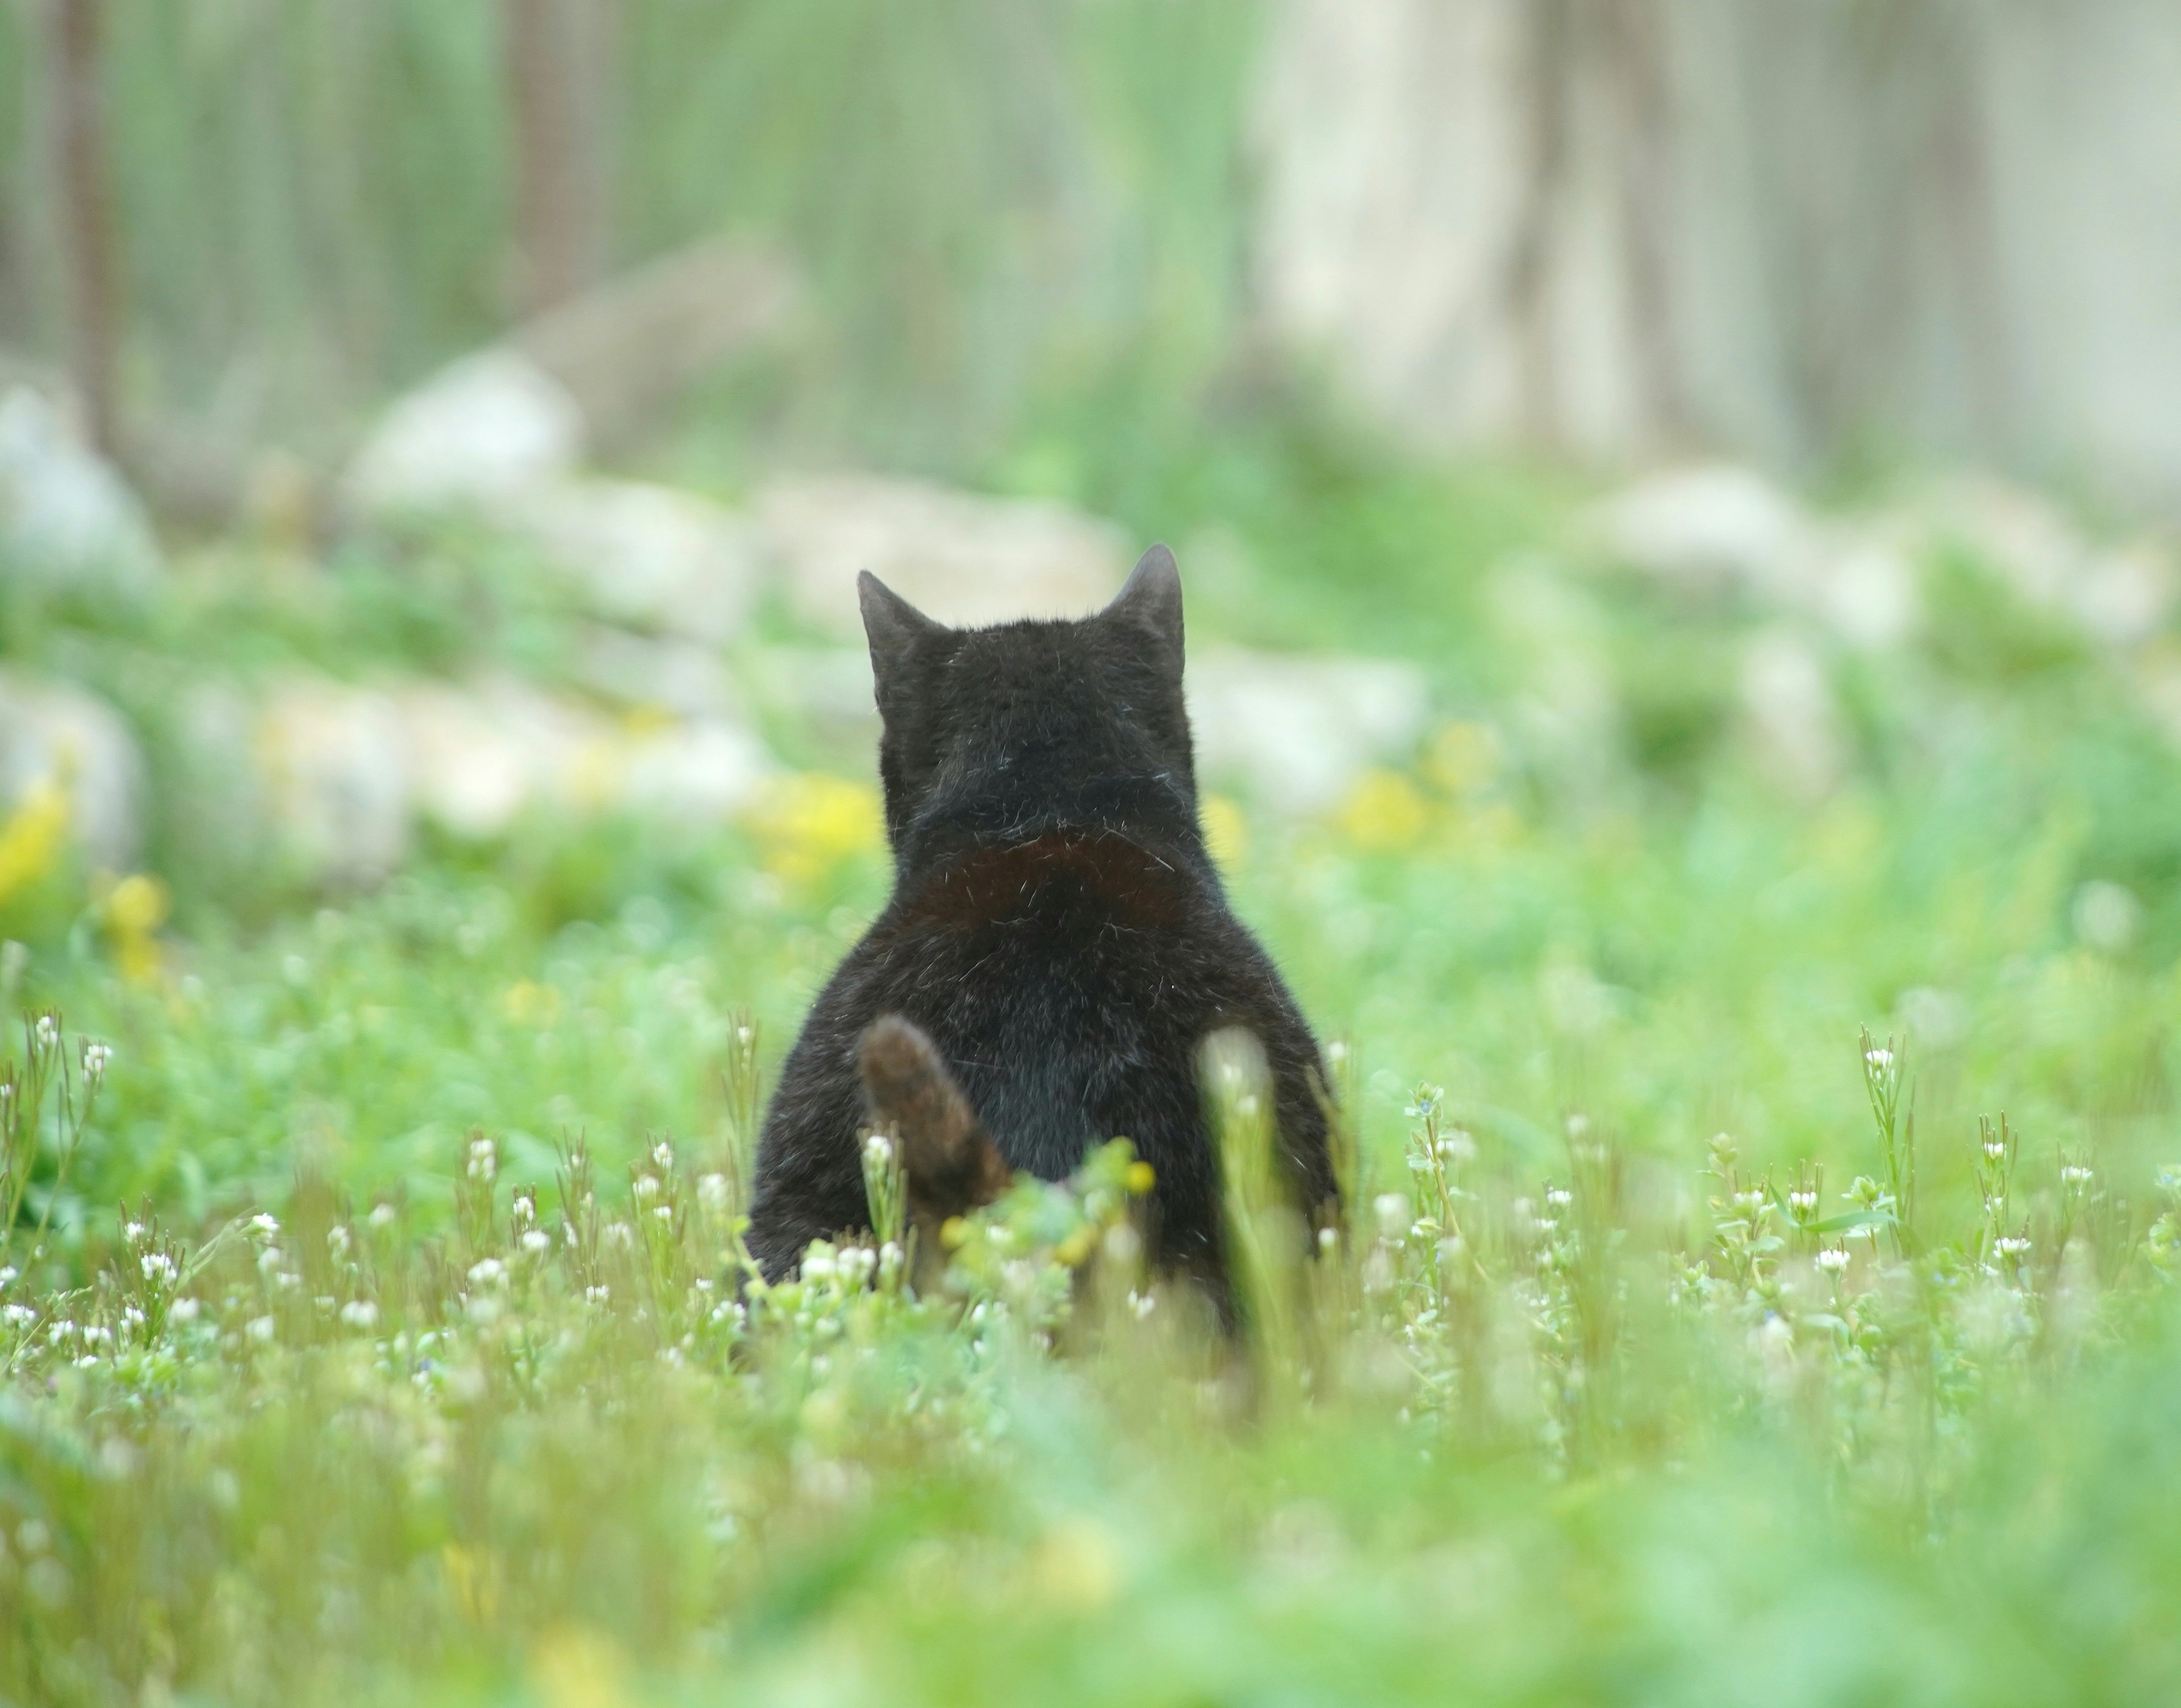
250,1213,280,1237
246,1315,276,1344
633,1174,662,1202
466,1257,506,1288
369,1203,398,1230
1865,1048,1893,1070
3,1304,34,1326
1816,1248,1852,1274
863,1133,895,1168
339,1300,379,1329
520,1229,551,1255
1373,1192,1411,1241
585,1284,611,1305
697,1173,730,1215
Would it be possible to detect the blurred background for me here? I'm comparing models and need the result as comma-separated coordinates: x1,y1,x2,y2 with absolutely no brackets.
3,0,2181,1212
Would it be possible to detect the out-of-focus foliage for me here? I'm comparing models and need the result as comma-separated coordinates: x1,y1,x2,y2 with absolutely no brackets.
0,0,1264,469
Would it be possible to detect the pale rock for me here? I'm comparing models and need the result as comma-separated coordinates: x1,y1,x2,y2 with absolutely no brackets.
621,720,771,824
2073,546,2178,650
342,350,583,515
0,672,145,871
1597,464,1814,598
505,479,759,643
1185,650,1431,814
1916,476,2176,647
395,674,769,838
745,646,883,750
0,387,161,599
1738,628,1846,802
254,680,413,883
574,627,742,720
1813,533,1920,650
758,474,1129,636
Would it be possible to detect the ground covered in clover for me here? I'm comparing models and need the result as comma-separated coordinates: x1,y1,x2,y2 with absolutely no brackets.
5,444,2181,1707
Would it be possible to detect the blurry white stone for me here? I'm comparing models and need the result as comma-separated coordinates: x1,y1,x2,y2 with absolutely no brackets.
1813,534,1920,649
758,474,1129,635
256,680,413,883
745,645,883,751
1598,464,1814,597
343,350,583,514
396,681,550,840
2074,546,2178,649
396,675,770,838
1914,477,2175,647
1737,628,1846,802
574,627,742,720
0,671,144,871
621,719,771,824
0,387,160,599
2073,880,2142,953
507,480,760,643
1186,650,1431,814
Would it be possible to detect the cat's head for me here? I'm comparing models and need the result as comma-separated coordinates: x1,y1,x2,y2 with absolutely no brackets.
858,544,1200,872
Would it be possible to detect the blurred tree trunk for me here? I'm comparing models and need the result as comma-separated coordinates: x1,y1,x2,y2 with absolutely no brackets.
44,0,122,459
503,0,613,316
1251,0,2153,486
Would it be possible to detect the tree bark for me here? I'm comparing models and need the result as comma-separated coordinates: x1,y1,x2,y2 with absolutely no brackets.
45,0,122,459
503,0,612,316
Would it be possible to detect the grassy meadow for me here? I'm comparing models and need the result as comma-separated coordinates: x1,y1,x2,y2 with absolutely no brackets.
4,422,2181,1706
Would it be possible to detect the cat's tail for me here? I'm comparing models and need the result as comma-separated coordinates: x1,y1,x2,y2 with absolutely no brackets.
858,1016,1011,1255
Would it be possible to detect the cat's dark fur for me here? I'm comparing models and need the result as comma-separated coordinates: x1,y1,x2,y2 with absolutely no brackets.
744,545,1338,1296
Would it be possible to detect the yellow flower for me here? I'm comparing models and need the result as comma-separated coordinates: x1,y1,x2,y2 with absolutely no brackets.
530,1626,635,1708
0,780,70,906
102,873,170,986
1124,1161,1156,1196
1425,720,1504,798
441,1542,503,1626
1029,1516,1123,1613
498,979,562,1028
1201,793,1248,872
1334,768,1432,853
744,773,885,890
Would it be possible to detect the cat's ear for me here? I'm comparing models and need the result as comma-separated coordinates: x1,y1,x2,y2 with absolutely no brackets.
1105,543,1184,671
860,571,939,701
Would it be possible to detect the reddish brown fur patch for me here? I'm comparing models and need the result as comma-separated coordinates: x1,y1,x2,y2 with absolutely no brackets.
900,831,1188,935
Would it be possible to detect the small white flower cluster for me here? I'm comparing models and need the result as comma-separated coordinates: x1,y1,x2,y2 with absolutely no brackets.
1816,1247,1852,1274
34,1014,59,1049
81,1041,113,1085
1864,1047,1893,1070
466,1137,498,1183
2060,1165,2095,1188
697,1173,731,1215
1994,1234,2032,1259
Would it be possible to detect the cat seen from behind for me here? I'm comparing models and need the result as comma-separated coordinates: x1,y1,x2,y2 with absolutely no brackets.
745,545,1337,1307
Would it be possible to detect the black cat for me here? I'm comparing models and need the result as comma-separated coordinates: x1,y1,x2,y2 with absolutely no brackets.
744,545,1338,1298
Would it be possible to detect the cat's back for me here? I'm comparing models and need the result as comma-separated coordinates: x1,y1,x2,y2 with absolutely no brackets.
830,827,1256,1177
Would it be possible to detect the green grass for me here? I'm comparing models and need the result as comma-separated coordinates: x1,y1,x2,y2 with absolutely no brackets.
6,444,2181,1702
